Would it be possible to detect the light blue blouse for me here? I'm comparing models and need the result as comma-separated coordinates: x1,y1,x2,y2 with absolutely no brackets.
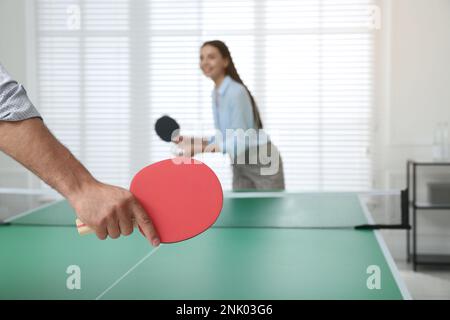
210,75,268,157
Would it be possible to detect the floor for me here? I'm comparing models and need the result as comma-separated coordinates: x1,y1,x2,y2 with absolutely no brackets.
395,259,450,300
369,197,450,300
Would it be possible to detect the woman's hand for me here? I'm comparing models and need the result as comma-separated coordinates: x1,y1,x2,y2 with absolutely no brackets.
173,136,206,157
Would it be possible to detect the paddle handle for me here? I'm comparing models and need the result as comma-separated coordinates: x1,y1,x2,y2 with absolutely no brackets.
75,218,94,235
75,218,139,235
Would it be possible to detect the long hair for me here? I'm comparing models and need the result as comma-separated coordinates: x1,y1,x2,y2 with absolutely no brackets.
201,40,263,129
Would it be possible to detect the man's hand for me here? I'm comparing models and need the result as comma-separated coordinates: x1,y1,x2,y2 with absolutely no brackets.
68,181,160,246
0,118,160,246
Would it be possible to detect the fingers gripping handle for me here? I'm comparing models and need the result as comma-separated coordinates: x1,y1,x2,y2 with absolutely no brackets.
75,218,139,236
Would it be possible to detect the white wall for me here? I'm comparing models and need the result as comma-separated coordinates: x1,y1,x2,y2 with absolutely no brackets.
378,0,450,169
377,0,450,259
390,0,450,147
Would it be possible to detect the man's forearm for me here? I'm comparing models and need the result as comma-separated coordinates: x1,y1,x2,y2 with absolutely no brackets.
0,118,96,201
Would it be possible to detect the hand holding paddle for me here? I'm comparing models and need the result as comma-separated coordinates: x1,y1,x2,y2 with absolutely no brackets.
72,181,160,247
154,115,187,156
154,115,220,156
76,158,223,244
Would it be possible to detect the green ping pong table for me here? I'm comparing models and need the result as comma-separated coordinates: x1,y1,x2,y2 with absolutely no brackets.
0,192,410,300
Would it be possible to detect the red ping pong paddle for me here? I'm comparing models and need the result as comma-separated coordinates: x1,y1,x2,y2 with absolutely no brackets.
76,157,223,243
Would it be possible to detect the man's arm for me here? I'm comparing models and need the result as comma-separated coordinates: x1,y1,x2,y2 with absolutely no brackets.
0,118,160,246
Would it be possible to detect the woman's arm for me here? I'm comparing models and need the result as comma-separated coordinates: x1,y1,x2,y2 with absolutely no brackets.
173,135,220,157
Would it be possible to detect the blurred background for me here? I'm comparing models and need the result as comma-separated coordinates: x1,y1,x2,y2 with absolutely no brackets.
1,0,449,192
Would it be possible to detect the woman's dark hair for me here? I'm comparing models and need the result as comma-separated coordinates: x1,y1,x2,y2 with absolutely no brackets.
202,40,263,129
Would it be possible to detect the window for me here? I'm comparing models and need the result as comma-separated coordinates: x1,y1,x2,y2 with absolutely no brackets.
33,0,378,190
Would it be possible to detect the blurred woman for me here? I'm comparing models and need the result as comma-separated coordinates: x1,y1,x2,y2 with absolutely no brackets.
175,40,285,190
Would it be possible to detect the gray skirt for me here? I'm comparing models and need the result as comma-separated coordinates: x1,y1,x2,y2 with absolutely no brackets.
231,141,285,191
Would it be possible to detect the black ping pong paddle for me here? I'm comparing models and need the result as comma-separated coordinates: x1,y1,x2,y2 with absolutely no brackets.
155,115,180,142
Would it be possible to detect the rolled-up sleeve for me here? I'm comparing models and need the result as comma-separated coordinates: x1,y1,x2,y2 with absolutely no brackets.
0,63,41,121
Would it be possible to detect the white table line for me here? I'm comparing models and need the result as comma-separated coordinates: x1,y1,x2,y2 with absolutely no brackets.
95,245,163,300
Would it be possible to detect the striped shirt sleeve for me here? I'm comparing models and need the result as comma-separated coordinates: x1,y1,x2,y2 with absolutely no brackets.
0,63,41,121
